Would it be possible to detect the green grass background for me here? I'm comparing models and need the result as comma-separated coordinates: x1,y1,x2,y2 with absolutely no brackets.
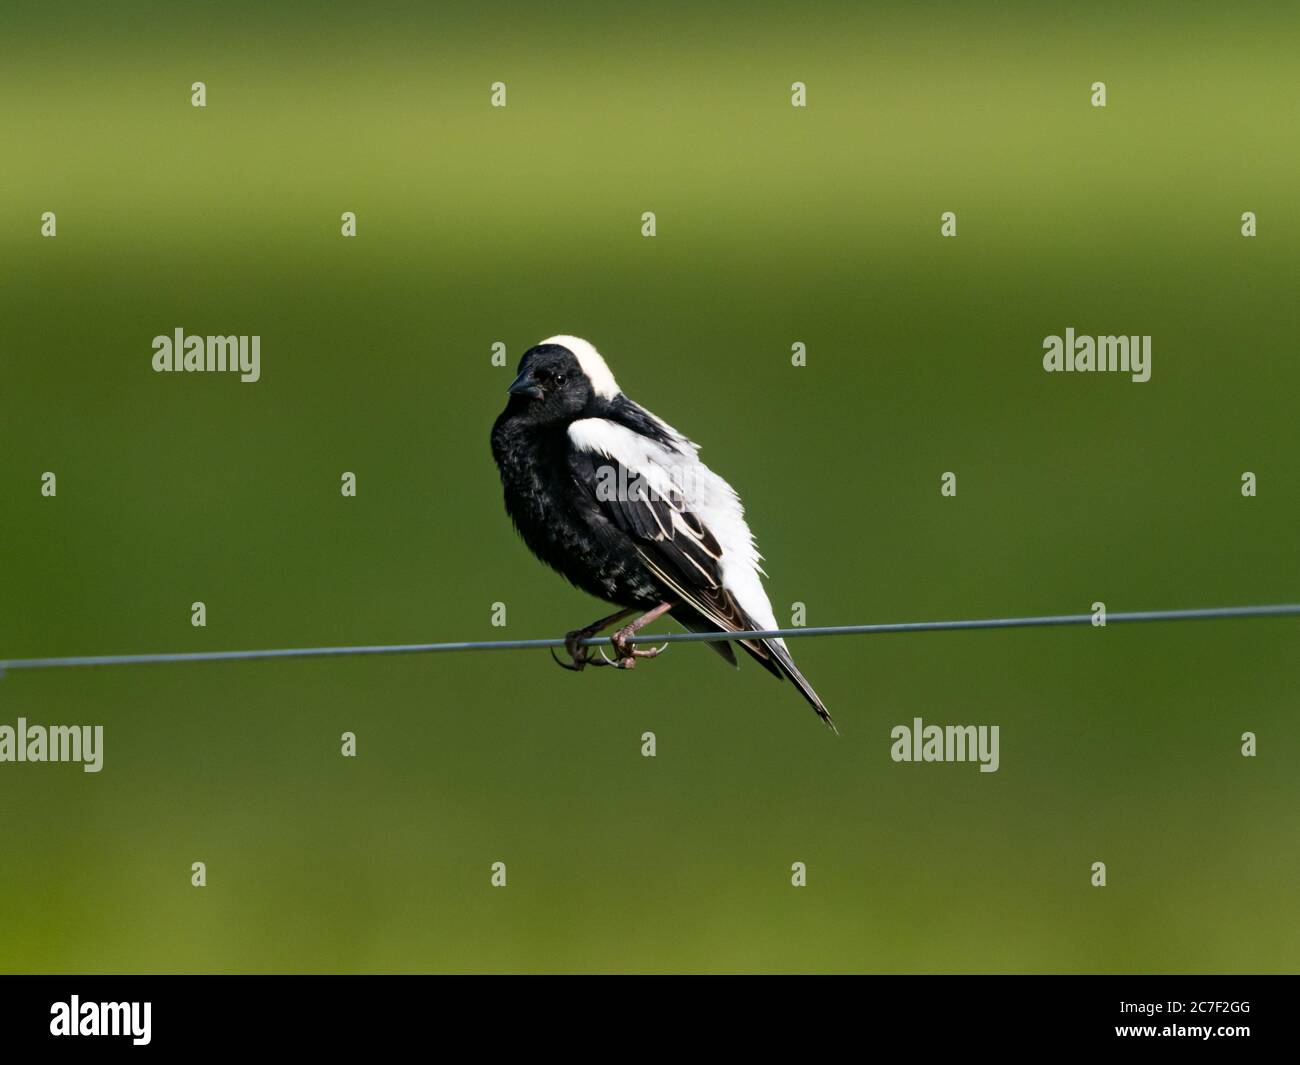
1,1,1297,972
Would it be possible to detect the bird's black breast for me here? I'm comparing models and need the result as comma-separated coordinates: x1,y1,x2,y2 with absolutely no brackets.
490,416,665,607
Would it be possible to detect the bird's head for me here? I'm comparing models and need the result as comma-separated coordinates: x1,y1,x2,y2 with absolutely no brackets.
502,335,621,426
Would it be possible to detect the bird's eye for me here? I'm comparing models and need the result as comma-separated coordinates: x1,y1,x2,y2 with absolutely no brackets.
552,374,564,387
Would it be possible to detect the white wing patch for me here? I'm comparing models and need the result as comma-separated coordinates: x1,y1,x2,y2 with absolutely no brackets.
541,335,621,399
567,416,783,640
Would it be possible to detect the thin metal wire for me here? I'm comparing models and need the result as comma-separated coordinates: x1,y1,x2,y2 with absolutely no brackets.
1,603,1296,674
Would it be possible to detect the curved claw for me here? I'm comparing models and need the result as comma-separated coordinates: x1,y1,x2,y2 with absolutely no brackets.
598,647,616,666
550,647,581,672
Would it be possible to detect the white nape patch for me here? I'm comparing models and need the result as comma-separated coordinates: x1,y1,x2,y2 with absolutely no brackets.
540,334,621,399
567,416,783,640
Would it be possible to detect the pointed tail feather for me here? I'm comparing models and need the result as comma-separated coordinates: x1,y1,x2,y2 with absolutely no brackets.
764,639,838,734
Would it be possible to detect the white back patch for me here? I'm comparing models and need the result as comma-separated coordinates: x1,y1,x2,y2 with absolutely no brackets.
541,334,621,399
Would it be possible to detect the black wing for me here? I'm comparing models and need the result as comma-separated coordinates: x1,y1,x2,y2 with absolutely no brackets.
568,446,800,676
567,445,836,730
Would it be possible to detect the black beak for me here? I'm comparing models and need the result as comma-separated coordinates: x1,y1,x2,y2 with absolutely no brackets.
507,370,544,400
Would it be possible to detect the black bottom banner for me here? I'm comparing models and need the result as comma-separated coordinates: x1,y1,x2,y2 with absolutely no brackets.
0,974,1287,1052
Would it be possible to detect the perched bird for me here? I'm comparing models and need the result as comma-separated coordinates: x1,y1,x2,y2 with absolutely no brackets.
490,335,835,731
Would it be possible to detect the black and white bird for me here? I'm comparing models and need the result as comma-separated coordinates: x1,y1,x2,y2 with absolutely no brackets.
490,335,835,731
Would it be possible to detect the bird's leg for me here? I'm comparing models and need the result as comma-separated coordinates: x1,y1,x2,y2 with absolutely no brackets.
601,601,675,670
551,607,638,672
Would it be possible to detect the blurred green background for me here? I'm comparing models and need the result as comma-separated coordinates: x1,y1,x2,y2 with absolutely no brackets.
2,1,1297,973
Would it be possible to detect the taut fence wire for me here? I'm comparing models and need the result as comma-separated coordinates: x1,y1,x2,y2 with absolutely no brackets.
2,603,1297,675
